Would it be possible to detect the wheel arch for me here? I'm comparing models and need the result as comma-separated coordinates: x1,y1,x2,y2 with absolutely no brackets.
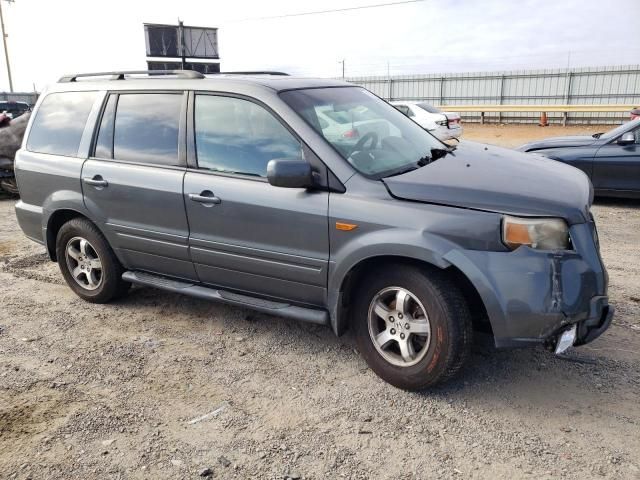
45,209,100,261
330,254,491,339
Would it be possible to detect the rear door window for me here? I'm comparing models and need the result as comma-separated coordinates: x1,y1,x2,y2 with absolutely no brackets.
27,91,98,157
113,93,182,166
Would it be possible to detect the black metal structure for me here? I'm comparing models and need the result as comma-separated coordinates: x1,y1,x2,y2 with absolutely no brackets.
147,61,221,74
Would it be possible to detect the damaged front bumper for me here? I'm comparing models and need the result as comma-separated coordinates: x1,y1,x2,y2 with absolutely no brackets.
444,221,613,349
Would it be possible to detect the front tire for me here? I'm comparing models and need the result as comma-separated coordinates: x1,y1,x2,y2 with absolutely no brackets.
56,218,129,303
353,265,472,390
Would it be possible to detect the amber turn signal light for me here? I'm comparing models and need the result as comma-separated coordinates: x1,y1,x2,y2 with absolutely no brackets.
336,222,358,231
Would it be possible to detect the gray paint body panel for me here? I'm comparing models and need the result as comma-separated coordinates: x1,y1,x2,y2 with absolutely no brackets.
82,159,197,280
183,171,329,305
384,141,592,225
13,75,611,349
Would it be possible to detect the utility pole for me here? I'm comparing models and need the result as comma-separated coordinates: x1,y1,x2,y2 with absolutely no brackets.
338,59,345,79
178,18,186,70
0,0,13,92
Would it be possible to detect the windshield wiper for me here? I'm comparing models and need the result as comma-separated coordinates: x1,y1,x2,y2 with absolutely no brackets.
383,146,455,179
426,146,455,162
592,132,603,138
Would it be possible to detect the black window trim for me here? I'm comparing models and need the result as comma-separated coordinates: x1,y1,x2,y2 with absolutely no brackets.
89,89,188,170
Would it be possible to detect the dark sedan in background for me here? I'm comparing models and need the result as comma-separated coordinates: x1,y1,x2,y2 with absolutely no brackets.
518,119,640,198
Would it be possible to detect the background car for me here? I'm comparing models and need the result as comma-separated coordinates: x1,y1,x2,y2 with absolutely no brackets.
0,100,31,119
391,101,462,141
315,105,395,148
518,119,640,198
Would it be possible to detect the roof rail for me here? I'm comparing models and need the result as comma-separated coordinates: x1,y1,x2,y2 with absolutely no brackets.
58,70,205,83
217,71,289,76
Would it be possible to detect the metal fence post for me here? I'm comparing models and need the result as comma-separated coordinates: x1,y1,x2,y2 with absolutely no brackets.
563,71,573,126
498,74,505,124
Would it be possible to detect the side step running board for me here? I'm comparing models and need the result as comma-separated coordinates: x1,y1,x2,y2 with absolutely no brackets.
122,271,329,326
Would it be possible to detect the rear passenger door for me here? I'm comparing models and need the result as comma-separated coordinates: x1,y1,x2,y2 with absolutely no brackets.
82,91,197,280
183,93,329,306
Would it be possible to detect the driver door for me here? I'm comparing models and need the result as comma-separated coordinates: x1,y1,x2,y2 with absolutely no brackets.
183,93,330,306
592,126,640,194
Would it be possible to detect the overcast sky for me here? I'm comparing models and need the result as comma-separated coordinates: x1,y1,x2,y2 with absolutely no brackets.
1,0,638,91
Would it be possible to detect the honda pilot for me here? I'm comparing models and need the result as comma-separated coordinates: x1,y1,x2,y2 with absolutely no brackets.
14,70,612,390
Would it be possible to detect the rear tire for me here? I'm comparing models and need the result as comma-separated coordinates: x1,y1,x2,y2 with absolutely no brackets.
353,264,472,390
55,218,130,303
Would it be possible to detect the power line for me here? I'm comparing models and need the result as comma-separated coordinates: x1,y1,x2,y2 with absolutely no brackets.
226,0,426,23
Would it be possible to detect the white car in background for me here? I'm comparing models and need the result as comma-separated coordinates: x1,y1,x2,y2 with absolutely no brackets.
316,105,393,146
391,101,463,141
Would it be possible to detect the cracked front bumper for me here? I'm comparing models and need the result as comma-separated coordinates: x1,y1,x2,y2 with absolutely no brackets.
444,222,612,348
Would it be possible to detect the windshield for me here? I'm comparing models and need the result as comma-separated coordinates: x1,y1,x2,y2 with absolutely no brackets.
599,119,640,140
280,87,444,178
417,102,442,114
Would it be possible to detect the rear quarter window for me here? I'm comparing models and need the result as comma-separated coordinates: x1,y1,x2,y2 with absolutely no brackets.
26,91,97,157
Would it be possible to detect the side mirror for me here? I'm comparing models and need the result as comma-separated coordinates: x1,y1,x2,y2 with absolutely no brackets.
617,132,635,145
267,159,313,188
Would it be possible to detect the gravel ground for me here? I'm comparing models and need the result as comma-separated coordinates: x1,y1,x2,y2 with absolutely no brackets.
1,125,639,479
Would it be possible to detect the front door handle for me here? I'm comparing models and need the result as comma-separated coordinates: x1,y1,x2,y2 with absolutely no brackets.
83,175,108,188
189,191,221,205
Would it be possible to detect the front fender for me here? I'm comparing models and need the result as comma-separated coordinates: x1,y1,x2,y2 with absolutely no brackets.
327,227,459,335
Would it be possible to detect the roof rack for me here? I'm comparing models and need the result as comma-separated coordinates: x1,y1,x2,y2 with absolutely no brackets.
217,71,289,76
58,70,205,83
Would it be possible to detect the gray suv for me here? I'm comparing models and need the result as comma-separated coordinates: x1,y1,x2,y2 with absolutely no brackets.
14,70,612,390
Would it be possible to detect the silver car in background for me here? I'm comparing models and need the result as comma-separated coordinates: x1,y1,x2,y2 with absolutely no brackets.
391,101,462,141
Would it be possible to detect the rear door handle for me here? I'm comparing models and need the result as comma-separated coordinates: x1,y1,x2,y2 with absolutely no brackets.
83,175,108,188
189,191,221,205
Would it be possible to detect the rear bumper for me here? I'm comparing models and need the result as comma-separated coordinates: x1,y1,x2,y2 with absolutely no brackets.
15,200,45,245
444,222,612,348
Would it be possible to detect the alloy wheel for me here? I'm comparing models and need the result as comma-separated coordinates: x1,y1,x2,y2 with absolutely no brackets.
65,236,103,291
367,286,431,367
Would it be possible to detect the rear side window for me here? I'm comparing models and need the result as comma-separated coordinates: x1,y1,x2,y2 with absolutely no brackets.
27,91,97,156
113,93,182,165
194,95,302,177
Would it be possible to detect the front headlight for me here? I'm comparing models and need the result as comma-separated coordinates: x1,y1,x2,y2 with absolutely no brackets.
502,216,570,250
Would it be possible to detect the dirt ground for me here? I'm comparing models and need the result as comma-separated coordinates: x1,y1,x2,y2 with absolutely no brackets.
1,125,639,480
462,123,616,149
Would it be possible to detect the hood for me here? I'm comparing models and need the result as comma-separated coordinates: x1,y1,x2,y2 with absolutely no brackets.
517,134,597,151
382,141,591,224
